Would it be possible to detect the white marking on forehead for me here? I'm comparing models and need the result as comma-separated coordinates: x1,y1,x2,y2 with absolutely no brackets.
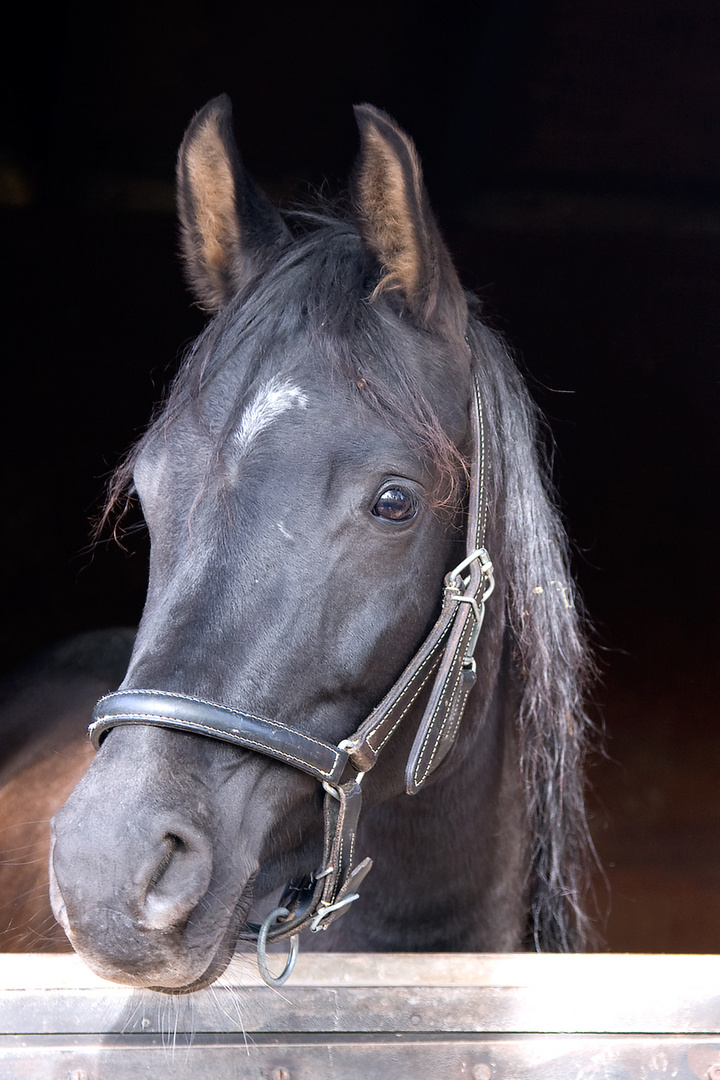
234,376,309,454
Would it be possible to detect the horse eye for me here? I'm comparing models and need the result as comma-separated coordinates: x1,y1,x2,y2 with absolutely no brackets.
372,487,418,522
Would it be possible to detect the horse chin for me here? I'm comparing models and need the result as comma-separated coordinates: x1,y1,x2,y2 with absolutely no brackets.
57,889,255,993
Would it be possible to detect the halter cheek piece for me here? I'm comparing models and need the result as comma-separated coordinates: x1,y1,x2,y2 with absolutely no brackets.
89,374,493,986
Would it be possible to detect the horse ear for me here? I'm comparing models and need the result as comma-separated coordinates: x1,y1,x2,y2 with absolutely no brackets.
352,104,467,339
176,95,290,312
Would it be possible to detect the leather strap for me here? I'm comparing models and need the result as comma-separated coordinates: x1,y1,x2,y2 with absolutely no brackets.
340,374,493,792
239,779,373,943
89,689,350,785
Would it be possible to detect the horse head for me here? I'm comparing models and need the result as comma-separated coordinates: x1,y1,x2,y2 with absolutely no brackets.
49,98,511,991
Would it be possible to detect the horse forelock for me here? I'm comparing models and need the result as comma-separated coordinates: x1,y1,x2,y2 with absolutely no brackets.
98,213,472,537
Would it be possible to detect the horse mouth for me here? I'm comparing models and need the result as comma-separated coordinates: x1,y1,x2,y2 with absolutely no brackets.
148,875,258,995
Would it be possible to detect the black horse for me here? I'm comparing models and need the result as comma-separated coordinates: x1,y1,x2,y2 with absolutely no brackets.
46,97,592,992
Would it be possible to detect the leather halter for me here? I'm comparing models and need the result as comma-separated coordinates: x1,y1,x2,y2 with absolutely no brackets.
89,373,494,982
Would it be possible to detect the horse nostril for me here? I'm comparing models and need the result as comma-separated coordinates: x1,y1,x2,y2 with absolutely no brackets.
148,833,182,889
141,827,213,932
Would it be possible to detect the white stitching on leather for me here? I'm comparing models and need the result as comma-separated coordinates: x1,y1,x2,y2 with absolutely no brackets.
412,613,474,785
365,648,443,752
372,661,440,753
93,713,339,779
98,689,339,760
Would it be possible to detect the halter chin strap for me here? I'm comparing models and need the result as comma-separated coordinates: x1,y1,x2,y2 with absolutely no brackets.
88,373,493,984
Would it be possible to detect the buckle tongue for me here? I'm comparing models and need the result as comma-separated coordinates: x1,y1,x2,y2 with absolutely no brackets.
309,891,361,932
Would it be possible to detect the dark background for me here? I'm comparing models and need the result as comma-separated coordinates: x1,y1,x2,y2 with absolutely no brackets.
1,1,718,951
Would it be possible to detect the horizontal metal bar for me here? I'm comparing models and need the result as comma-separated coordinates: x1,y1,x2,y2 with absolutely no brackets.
1,1035,720,1080
2,953,720,1036
5,951,720,991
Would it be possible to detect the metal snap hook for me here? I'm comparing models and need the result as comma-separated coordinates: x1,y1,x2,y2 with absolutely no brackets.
256,906,299,987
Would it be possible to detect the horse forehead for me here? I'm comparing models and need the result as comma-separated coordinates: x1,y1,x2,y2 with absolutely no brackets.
233,375,310,456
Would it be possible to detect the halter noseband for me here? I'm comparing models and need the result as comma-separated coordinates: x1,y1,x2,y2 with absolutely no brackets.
89,374,494,986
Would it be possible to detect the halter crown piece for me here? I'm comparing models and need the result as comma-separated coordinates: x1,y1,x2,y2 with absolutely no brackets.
89,373,494,986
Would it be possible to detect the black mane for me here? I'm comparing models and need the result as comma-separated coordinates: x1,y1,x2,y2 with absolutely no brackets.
468,314,594,948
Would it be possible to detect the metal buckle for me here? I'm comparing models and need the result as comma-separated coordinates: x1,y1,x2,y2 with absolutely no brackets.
444,547,495,669
445,547,495,602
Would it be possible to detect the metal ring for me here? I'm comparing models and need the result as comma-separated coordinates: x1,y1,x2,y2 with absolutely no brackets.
256,907,299,987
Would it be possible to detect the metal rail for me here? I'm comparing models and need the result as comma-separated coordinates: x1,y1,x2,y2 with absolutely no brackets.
1,952,719,1078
